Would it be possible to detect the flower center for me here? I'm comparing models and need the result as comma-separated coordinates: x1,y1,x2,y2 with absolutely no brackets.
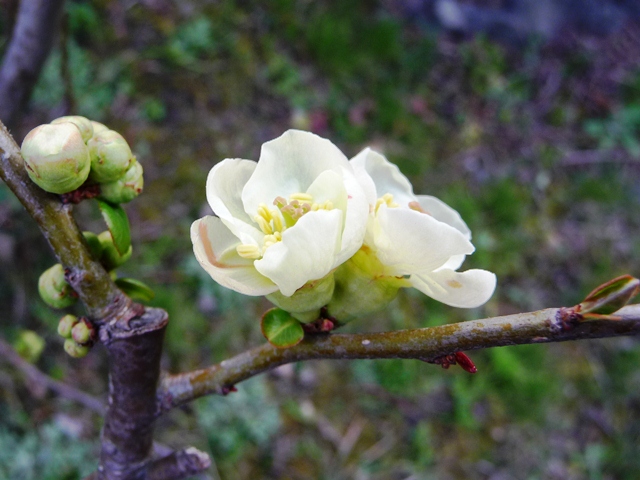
236,192,334,259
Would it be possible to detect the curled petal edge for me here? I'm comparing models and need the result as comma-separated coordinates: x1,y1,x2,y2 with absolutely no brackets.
410,268,497,308
191,217,278,296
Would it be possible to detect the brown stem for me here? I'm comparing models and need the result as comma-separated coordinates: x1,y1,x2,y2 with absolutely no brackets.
0,0,66,129
0,122,170,479
157,304,640,412
0,336,104,414
98,308,168,480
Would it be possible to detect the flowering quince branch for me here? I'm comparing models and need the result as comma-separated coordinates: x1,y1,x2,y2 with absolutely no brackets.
2,120,640,480
156,302,640,412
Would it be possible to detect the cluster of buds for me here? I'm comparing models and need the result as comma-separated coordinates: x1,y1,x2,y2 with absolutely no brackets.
57,314,95,358
21,115,143,203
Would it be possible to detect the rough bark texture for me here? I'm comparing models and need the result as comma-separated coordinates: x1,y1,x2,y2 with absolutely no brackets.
98,308,168,480
0,0,66,129
157,304,640,412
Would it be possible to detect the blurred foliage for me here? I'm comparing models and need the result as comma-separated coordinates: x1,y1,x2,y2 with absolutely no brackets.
1,0,640,479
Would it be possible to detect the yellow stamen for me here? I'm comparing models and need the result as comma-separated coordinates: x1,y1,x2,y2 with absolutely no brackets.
375,193,399,212
289,192,313,202
257,203,272,221
271,212,284,232
254,215,273,235
236,244,261,259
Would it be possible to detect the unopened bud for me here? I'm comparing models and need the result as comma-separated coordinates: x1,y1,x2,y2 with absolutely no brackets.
88,129,134,183
21,123,91,194
38,263,78,309
63,338,90,358
98,159,144,204
14,330,45,363
57,314,79,339
51,116,94,143
90,120,109,135
98,230,132,270
71,318,95,346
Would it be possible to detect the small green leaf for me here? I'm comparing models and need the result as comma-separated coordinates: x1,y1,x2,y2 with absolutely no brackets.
579,275,640,315
115,277,155,302
98,199,131,255
261,308,304,348
82,231,104,259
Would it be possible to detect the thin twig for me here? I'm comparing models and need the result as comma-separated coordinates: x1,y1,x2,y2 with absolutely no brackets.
0,0,66,129
0,337,104,414
157,304,640,412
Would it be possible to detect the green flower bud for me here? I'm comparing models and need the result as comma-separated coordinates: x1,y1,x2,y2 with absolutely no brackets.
57,314,79,339
266,273,335,323
38,263,78,309
98,159,143,204
325,247,407,324
98,230,132,270
51,116,94,143
82,231,104,259
90,120,109,135
21,123,91,194
88,129,134,183
14,330,45,363
63,339,90,358
71,318,95,346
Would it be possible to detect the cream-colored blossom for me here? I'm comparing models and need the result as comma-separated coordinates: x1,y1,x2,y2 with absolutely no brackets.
191,130,369,297
350,148,496,308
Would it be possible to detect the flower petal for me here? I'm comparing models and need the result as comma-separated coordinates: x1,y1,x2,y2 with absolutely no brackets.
206,158,264,245
350,148,416,206
437,254,467,271
335,165,370,265
371,206,474,275
191,216,278,296
416,195,471,239
206,158,256,224
242,130,350,217
410,268,497,308
254,209,342,296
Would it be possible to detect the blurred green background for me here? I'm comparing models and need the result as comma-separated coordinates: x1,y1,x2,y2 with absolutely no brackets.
1,1,640,479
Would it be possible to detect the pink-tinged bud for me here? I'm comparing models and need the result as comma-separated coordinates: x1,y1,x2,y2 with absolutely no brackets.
63,339,90,358
57,314,79,339
90,120,109,135
99,159,143,204
88,129,134,183
38,263,78,309
51,116,94,142
71,318,95,346
21,123,91,194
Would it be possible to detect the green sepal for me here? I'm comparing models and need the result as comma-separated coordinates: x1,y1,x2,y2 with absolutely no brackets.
579,275,640,316
115,277,155,302
266,273,334,323
261,308,304,348
98,230,132,271
82,231,104,259
97,199,131,255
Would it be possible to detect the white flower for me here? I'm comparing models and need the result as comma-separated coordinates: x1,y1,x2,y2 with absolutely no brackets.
191,130,369,297
350,148,496,308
